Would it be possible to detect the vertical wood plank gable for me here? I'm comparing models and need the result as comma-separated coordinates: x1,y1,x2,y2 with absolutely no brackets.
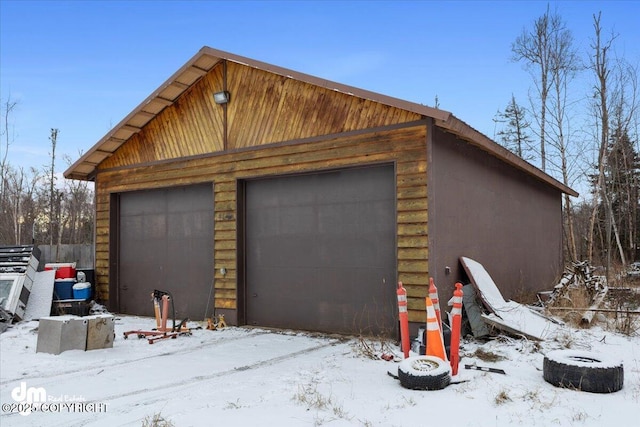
100,62,421,170
100,67,226,169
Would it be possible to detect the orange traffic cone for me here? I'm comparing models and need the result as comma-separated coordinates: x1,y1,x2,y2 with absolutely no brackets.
425,296,448,361
448,283,464,375
397,282,410,359
429,277,442,332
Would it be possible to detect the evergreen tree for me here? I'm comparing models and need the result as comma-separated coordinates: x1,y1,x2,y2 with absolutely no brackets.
605,126,640,262
496,94,534,161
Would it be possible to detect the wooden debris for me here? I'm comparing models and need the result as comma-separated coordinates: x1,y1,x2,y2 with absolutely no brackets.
545,261,610,327
546,307,640,315
581,286,608,325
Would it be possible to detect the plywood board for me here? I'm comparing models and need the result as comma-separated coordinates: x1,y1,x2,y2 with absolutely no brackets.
481,302,561,341
462,284,491,338
460,256,507,313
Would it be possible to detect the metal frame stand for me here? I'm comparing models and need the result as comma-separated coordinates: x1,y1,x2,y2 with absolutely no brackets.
123,291,191,344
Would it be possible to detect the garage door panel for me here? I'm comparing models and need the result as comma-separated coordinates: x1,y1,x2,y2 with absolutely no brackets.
316,236,361,267
248,266,395,335
143,214,166,239
279,238,319,268
120,190,165,215
315,268,393,334
118,184,213,320
167,210,210,238
280,206,316,235
120,215,142,240
317,205,344,233
246,165,396,336
247,266,316,320
168,186,213,212
166,233,211,271
253,236,318,268
359,201,396,231
247,209,279,237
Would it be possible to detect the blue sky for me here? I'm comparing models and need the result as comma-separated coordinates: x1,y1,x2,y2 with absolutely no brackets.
1,0,639,176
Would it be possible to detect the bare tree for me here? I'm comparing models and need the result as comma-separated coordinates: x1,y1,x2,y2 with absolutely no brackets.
512,5,560,172
22,167,41,245
62,154,94,243
587,12,639,271
4,166,25,244
1,97,18,211
513,6,582,261
47,128,59,245
0,164,41,245
545,17,581,261
0,98,94,246
587,14,610,266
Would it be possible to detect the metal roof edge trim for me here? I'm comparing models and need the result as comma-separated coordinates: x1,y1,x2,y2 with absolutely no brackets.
197,47,452,122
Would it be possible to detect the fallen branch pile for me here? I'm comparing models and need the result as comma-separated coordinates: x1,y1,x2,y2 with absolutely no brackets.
544,261,640,335
544,261,609,325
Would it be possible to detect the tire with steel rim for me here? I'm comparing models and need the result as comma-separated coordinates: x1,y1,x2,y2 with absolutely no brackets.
397,356,451,390
543,349,624,393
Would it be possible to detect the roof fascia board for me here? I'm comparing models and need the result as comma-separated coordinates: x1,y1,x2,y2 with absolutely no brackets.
64,48,223,179
198,47,452,123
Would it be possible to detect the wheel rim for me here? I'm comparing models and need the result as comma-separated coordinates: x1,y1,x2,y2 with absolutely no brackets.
568,355,600,364
411,358,440,372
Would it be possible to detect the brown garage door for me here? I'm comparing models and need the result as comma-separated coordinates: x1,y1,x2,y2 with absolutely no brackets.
118,184,214,320
245,165,396,336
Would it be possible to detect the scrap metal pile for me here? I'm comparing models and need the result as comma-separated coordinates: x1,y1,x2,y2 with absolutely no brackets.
0,245,41,331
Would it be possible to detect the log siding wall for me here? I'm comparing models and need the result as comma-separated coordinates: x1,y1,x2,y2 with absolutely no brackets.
94,60,431,324
95,123,430,323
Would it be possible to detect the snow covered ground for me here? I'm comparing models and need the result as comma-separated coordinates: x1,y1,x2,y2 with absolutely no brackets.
1,314,638,427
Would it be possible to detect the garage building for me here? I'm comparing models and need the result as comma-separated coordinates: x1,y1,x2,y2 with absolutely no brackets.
65,47,577,336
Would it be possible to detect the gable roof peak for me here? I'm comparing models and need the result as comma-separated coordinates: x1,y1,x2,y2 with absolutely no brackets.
63,46,577,197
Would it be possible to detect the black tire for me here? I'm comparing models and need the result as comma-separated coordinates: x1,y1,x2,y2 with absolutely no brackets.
397,356,451,390
543,349,624,393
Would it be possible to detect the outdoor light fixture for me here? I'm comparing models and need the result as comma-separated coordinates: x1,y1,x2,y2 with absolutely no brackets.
213,91,230,104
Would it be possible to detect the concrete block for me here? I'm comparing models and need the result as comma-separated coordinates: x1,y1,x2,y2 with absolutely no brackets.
86,314,115,350
36,315,88,355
